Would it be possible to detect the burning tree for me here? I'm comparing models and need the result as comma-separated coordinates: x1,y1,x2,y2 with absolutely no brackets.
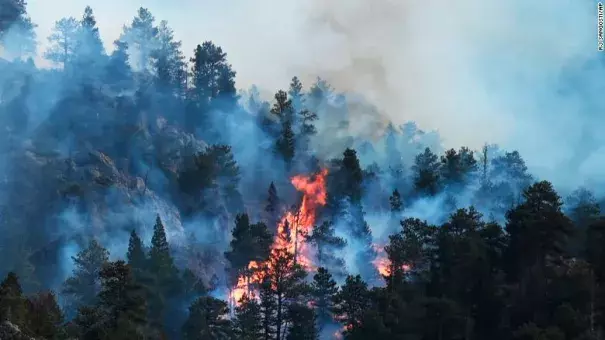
227,169,328,315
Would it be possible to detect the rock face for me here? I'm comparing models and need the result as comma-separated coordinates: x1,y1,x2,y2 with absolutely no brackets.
0,120,208,285
0,321,35,340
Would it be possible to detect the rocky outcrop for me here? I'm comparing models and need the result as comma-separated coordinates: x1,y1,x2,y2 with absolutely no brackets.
0,321,35,340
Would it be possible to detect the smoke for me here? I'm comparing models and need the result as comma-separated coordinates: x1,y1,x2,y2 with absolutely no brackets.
24,0,603,194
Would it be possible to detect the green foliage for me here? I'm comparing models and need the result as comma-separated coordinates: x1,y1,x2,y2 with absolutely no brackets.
0,272,27,326
311,267,338,324
308,221,346,269
24,292,65,339
44,17,80,66
147,215,180,329
182,296,232,340
286,303,318,340
412,147,441,196
62,239,109,310
224,214,272,285
276,120,296,167
233,294,263,340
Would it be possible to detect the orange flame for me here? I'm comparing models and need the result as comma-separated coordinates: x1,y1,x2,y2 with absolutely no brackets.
372,244,412,277
229,169,329,308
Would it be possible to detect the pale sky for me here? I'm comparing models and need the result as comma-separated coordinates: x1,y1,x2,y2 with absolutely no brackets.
24,0,605,192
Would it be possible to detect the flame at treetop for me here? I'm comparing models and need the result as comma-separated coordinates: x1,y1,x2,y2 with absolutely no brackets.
372,244,412,277
229,168,329,308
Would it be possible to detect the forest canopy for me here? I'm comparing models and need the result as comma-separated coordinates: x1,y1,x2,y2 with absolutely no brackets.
0,2,604,340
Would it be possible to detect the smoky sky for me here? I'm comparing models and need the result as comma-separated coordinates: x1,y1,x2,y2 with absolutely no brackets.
25,0,605,195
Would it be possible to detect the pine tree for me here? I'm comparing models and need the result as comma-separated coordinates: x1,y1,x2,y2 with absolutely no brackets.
127,229,147,273
97,261,148,339
505,181,573,278
270,90,294,123
389,189,403,213
333,275,371,332
25,292,65,339
149,215,179,284
0,0,26,37
154,20,186,94
311,267,338,324
76,6,105,62
288,77,304,113
182,296,232,340
105,40,133,92
62,239,109,311
233,294,263,340
411,147,441,196
126,229,153,294
307,221,346,268
341,148,364,203
261,248,308,340
147,215,180,330
119,7,158,72
0,0,36,59
0,272,27,327
44,17,80,67
259,279,276,340
265,182,280,231
188,41,236,111
440,147,478,187
286,303,318,340
224,214,272,286
276,120,296,167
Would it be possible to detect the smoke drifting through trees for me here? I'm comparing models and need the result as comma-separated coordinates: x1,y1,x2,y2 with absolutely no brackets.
0,1,603,339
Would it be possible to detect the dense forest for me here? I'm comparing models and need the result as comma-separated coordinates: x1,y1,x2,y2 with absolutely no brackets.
0,1,604,340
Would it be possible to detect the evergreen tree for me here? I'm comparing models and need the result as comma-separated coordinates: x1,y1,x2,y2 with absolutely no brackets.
154,20,186,94
147,215,180,331
0,0,36,59
276,120,296,168
286,303,318,340
384,123,403,173
265,182,280,231
24,292,65,339
62,239,109,311
44,17,80,67
506,181,573,278
333,275,371,333
224,214,272,286
119,7,158,72
270,90,294,123
440,147,478,187
259,279,276,340
288,76,304,113
389,189,403,213
307,221,346,269
126,229,152,291
97,261,148,339
188,41,237,113
311,267,338,324
105,40,133,92
75,6,105,64
126,229,147,273
0,0,26,37
0,272,27,327
412,147,441,196
333,148,364,204
233,294,263,340
260,247,308,340
182,296,232,340
566,188,601,228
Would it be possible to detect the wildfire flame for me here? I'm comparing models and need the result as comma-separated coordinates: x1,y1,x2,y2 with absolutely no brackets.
229,169,329,308
372,244,412,277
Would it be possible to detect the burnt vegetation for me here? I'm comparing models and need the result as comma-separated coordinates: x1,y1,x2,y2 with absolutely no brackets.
0,2,604,340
